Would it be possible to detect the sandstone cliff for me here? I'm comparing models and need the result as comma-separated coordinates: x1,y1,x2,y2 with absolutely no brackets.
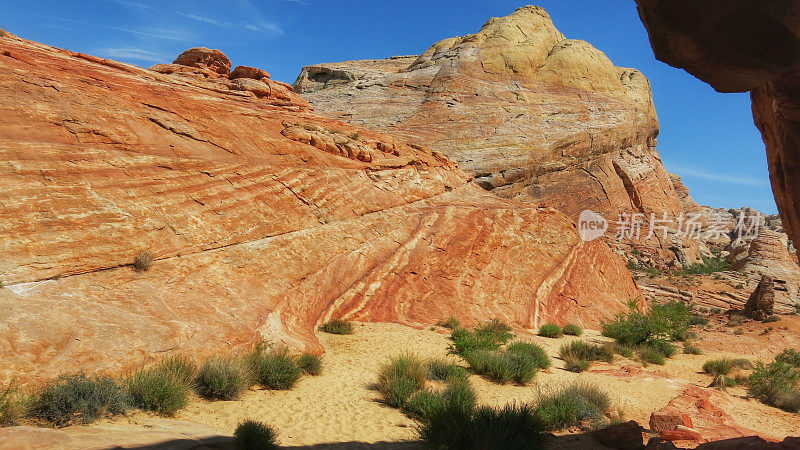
293,6,685,227
636,0,800,260
0,33,639,385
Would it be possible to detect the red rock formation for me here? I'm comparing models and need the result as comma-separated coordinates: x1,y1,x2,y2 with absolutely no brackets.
293,6,684,225
230,65,271,80
636,0,800,259
172,47,231,75
0,33,639,385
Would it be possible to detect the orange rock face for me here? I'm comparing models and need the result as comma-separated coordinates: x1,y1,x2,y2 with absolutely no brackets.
293,6,685,227
636,0,800,259
0,33,639,385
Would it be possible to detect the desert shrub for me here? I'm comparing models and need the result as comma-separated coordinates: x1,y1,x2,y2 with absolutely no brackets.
437,316,460,329
463,350,513,384
764,315,781,323
615,346,634,358
650,301,694,341
133,250,154,272
534,383,610,431
506,342,551,370
32,374,128,426
562,323,583,336
558,341,613,364
406,389,445,421
638,347,666,365
377,354,426,407
748,362,800,412
426,359,468,381
679,256,730,275
418,402,544,450
563,356,591,373
474,319,515,345
690,315,709,326
728,312,745,327
538,324,562,338
233,420,279,450
648,339,677,358
127,364,190,416
703,359,734,386
157,355,196,386
449,328,500,356
731,358,753,370
775,349,800,368
683,344,702,355
296,353,322,376
195,357,248,401
441,377,477,416
319,319,354,335
602,302,665,347
0,385,24,427
250,347,302,390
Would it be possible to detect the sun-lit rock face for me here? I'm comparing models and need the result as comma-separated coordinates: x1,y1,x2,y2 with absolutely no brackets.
0,32,639,385
636,0,800,259
293,5,676,227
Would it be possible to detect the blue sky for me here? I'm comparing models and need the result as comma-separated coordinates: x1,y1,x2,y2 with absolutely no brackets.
0,0,776,214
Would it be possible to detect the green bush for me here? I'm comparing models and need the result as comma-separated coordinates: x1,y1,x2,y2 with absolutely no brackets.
648,339,677,358
558,341,613,364
463,350,513,384
449,328,501,356
195,358,248,401
775,349,800,368
438,316,460,329
127,364,190,416
679,256,730,275
296,353,322,376
32,374,128,426
233,420,279,450
683,344,702,355
0,385,23,427
562,323,583,336
748,362,800,412
534,383,610,431
506,342,551,370
418,402,544,450
319,319,354,335
406,389,445,420
538,324,562,338
441,377,477,416
703,359,734,386
650,301,693,341
474,319,515,345
638,347,666,365
158,355,196,386
426,359,468,381
250,347,302,390
563,356,590,373
377,354,426,407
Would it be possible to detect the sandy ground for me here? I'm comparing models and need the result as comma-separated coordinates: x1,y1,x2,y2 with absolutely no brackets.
19,320,800,449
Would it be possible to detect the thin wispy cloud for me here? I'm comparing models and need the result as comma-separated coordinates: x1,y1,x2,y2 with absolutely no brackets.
672,166,769,188
176,11,282,35
104,0,156,11
100,48,167,63
24,12,194,41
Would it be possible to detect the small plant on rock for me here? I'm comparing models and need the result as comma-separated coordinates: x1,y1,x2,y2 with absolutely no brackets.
133,250,154,272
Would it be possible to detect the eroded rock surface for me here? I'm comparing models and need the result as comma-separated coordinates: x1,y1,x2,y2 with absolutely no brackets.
0,33,639,385
636,0,800,260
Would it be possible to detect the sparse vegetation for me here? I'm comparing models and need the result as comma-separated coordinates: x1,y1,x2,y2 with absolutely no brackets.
133,250,154,272
679,256,730,275
347,132,360,140
534,383,610,431
463,342,549,385
31,374,128,426
233,420,279,450
437,316,460,329
558,341,612,373
195,357,248,401
426,359,468,381
377,354,426,407
249,346,302,390
474,319,515,344
562,323,583,336
448,320,514,356
683,344,702,355
0,385,24,427
319,319,354,335
748,362,800,412
734,329,744,336
127,362,191,416
637,346,666,365
538,323,562,338
703,359,734,387
764,315,781,323
297,353,323,376
627,260,662,277
775,349,800,368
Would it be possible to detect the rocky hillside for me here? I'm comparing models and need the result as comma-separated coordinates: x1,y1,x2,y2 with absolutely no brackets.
0,32,639,385
294,6,686,227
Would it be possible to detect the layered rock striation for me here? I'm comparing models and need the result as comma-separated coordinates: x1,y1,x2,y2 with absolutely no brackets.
0,33,639,385
294,6,684,227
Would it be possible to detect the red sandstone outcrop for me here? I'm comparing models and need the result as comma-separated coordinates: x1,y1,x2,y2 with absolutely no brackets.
636,0,800,260
230,65,271,80
0,33,639,385
172,47,231,75
293,6,682,224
